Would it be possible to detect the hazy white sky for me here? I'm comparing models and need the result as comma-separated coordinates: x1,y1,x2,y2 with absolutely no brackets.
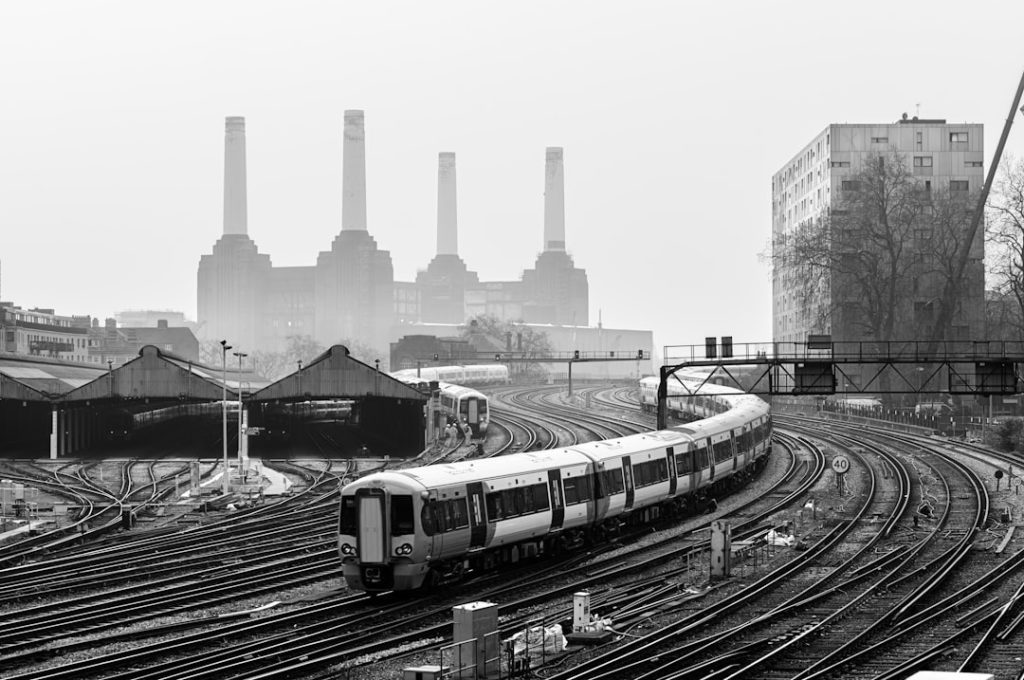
1,0,1023,353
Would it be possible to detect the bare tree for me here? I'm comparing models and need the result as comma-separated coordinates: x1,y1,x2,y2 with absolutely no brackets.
917,186,983,341
459,314,553,380
987,156,1024,340
774,152,925,342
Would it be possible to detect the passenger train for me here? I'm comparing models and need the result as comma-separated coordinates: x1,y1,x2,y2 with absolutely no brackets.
338,379,771,591
390,369,496,437
637,374,742,421
390,364,510,387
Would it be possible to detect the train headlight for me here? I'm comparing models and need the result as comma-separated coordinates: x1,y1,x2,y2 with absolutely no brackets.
341,543,355,555
396,543,413,555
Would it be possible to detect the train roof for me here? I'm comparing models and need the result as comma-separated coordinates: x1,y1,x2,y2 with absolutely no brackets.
352,448,595,490
440,383,487,398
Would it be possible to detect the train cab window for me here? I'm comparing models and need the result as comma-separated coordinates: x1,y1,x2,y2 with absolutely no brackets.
421,502,437,536
390,495,414,535
479,401,488,417
340,496,357,535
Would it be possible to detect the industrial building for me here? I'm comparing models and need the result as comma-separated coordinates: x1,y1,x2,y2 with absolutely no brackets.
196,113,596,358
772,117,986,346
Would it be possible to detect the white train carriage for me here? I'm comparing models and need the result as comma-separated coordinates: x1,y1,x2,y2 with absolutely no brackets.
390,373,492,437
390,364,509,387
638,375,736,420
439,383,490,436
339,449,594,590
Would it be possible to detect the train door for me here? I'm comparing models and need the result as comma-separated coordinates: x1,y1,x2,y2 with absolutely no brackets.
666,446,677,496
548,470,564,531
732,430,739,471
623,458,635,510
705,438,715,481
355,488,387,564
426,490,442,557
467,482,487,549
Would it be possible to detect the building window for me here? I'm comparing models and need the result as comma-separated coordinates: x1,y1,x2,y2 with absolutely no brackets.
924,180,932,193
916,131,923,151
841,180,861,191
950,180,969,192
831,161,850,168
950,132,969,144
871,136,888,144
966,160,983,168
913,156,933,168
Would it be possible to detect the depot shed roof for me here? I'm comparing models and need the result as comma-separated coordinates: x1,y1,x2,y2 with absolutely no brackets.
0,353,107,400
254,345,426,402
61,345,271,402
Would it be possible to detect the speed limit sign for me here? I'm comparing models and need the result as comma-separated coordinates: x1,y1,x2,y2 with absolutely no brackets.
831,455,851,475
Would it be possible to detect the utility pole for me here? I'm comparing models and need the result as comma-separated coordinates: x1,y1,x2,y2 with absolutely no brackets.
220,340,232,495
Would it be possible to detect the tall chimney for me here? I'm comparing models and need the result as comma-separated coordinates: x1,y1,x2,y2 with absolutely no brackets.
543,147,565,252
342,110,368,231
437,152,458,255
223,116,247,236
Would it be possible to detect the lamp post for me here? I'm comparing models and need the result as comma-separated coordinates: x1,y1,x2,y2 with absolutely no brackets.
233,351,248,472
219,340,232,495
375,359,380,396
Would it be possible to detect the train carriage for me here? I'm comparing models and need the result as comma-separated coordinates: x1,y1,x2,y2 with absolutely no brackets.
390,373,492,437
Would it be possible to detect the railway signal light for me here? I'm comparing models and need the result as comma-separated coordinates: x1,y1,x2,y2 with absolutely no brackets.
495,353,501,361
433,353,439,361
637,349,644,359
573,350,580,360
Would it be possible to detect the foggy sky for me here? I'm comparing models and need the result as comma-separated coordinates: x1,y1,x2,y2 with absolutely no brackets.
1,0,1022,355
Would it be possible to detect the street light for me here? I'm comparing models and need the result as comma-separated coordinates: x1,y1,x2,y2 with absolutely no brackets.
219,340,232,495
233,351,248,473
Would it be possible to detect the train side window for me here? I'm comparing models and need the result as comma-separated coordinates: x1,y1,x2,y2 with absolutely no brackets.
486,492,502,521
713,439,732,463
579,475,592,500
340,496,357,535
421,502,437,536
523,486,535,512
390,495,414,535
533,483,550,510
676,451,693,475
695,446,710,470
563,477,580,505
512,487,525,515
602,469,624,494
451,498,469,529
